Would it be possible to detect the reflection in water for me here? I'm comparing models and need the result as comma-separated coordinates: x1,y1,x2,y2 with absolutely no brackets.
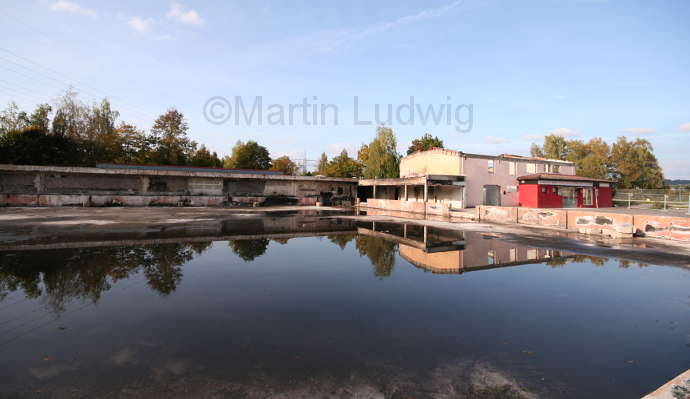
0,216,687,399
0,243,207,312
0,219,656,312
356,236,397,277
228,239,270,261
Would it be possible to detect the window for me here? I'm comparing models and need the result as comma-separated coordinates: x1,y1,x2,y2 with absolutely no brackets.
541,187,547,193
526,163,536,173
553,187,558,194
583,188,593,205
508,162,515,176
488,250,496,264
487,159,494,174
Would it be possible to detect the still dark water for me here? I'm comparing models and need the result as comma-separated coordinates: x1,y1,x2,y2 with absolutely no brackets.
0,217,688,398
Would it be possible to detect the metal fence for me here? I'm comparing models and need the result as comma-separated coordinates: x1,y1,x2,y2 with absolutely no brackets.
613,188,690,210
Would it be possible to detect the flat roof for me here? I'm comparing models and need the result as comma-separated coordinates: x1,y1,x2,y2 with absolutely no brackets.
402,148,574,165
518,173,614,183
0,164,358,183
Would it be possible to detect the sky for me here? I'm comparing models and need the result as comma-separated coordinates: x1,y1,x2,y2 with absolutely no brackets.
1,0,689,178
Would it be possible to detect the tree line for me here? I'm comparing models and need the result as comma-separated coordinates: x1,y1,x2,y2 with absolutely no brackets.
0,91,405,178
0,91,666,187
530,134,665,189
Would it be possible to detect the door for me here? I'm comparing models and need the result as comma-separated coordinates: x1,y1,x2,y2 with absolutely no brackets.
483,185,501,206
561,187,578,208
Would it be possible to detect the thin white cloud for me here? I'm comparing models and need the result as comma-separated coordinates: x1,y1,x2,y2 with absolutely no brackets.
50,0,95,16
548,127,579,137
317,0,462,52
167,2,204,25
678,122,690,132
482,136,511,144
622,128,656,135
128,16,154,33
522,134,544,141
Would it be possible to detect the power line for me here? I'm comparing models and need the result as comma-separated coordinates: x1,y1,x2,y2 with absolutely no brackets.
0,57,155,123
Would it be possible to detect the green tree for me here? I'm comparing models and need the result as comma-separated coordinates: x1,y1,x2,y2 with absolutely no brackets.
27,104,52,132
52,88,89,140
541,134,568,160
86,98,120,165
317,152,328,175
406,133,443,155
529,143,544,158
271,155,297,175
189,145,222,167
223,140,271,170
357,144,369,164
363,126,400,178
0,126,82,166
0,102,29,135
610,137,664,188
324,149,362,177
150,108,193,165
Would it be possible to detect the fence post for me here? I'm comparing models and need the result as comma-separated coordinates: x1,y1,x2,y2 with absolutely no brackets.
628,192,631,208
664,195,667,210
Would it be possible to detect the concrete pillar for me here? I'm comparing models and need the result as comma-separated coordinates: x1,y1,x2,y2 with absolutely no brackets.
33,173,44,194
404,184,408,201
372,221,376,231
403,223,407,238
373,184,376,199
423,182,428,202
139,177,149,194
423,225,428,246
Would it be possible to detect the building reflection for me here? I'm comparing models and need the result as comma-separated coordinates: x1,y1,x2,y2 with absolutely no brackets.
355,221,608,274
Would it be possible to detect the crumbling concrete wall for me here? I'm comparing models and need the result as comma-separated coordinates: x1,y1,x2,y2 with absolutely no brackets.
477,205,518,224
0,165,357,207
566,210,633,236
517,208,567,228
633,215,690,241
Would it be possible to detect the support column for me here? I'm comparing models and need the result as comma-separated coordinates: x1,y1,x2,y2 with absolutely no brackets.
404,184,408,201
403,223,407,238
33,173,44,194
423,182,428,202
423,225,428,246
373,184,376,199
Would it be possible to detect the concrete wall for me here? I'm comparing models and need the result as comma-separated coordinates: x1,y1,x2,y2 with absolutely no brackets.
517,207,568,228
0,165,357,207
400,149,462,177
364,198,451,216
475,205,690,241
632,215,690,241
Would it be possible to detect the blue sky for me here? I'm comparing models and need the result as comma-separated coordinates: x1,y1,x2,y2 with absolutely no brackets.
1,0,689,178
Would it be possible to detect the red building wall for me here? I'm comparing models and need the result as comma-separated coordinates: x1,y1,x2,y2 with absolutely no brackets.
597,186,612,207
539,185,564,208
519,183,613,208
517,184,540,207
518,184,564,208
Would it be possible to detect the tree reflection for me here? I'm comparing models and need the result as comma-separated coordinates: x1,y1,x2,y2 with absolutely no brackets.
355,236,397,278
327,234,356,250
0,242,211,312
228,239,270,262
546,254,608,267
